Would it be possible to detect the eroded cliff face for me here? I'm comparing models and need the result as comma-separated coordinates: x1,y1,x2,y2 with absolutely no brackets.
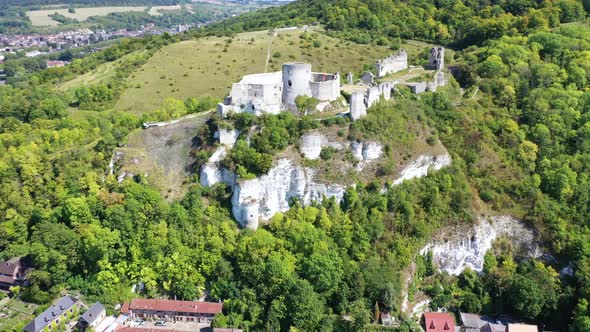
202,156,345,229
299,132,343,160
200,143,452,229
420,215,542,275
393,154,451,185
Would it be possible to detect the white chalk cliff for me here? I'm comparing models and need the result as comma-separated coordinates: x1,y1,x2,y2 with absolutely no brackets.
202,157,345,229
394,154,451,185
201,144,452,229
420,215,542,275
351,141,383,161
299,132,343,160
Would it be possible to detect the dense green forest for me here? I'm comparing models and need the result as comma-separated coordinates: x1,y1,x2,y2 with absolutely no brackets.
1,0,590,331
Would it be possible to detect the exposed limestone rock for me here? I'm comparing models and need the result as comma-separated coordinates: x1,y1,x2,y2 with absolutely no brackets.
232,178,261,229
203,158,345,229
300,132,343,160
362,142,382,160
216,128,240,147
351,141,383,161
420,215,542,275
393,154,451,185
300,132,324,160
200,147,230,187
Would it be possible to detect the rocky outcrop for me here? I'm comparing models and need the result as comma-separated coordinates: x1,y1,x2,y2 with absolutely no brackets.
393,154,451,185
299,132,343,160
201,156,345,229
420,216,542,275
351,141,383,161
216,128,240,147
200,147,235,188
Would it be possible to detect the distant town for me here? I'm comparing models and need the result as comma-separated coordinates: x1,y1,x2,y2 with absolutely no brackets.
1,23,192,59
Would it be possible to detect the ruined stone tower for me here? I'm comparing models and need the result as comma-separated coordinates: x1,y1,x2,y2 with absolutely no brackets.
282,62,312,109
429,47,444,70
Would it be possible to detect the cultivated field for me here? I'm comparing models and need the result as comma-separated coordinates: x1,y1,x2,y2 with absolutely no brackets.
0,297,37,331
27,5,181,26
115,28,396,114
148,5,182,15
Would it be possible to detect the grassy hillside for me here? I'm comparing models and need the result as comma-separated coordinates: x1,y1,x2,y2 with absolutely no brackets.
59,50,149,92
114,27,402,114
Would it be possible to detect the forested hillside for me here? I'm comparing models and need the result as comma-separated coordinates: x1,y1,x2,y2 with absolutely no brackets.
1,0,590,331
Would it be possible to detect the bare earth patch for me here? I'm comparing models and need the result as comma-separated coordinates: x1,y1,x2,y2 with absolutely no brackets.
114,112,210,200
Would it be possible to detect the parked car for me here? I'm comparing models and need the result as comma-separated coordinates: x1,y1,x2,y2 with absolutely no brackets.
155,320,167,326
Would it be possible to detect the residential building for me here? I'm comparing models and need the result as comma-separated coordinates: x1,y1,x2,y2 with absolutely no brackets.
120,298,223,323
77,302,106,331
459,312,506,332
507,324,538,332
23,295,80,332
422,312,456,332
0,258,25,289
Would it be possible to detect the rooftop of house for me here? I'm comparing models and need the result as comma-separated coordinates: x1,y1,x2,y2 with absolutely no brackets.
80,302,105,325
24,296,79,332
125,298,223,315
508,323,538,332
0,258,20,277
423,312,455,332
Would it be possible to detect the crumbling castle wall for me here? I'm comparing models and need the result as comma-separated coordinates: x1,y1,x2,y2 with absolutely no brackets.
376,49,408,77
366,86,380,108
350,91,367,121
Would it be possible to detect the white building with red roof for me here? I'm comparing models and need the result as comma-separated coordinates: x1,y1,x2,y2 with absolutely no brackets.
120,298,222,324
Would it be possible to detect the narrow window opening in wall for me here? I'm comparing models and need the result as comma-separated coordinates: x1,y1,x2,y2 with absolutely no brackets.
288,80,292,87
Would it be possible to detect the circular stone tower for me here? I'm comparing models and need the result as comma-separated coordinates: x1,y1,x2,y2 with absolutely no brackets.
282,62,312,109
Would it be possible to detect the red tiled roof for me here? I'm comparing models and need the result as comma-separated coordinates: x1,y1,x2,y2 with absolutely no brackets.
116,328,192,332
121,302,130,315
424,312,455,332
128,299,223,315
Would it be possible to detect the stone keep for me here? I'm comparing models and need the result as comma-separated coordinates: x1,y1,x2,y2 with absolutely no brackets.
282,62,312,109
349,91,367,121
429,47,444,70
376,49,408,77
219,62,341,116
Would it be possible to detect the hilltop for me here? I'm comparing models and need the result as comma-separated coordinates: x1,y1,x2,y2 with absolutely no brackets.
57,27,399,114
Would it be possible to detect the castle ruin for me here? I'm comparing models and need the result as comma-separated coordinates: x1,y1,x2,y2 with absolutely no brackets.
376,49,408,78
429,47,444,70
217,62,340,117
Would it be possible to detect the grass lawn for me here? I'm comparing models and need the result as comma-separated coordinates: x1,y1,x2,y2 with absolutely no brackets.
114,28,395,114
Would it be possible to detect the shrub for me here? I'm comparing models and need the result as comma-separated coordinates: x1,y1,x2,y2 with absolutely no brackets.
320,147,338,160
